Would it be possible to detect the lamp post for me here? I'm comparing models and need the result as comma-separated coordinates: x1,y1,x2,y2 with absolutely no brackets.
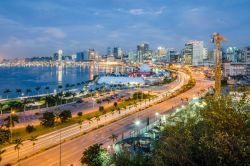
59,130,62,166
155,112,160,123
134,120,141,137
10,109,16,143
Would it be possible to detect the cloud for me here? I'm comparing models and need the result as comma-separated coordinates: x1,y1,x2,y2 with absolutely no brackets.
129,8,145,15
32,27,66,39
128,7,166,16
0,16,19,26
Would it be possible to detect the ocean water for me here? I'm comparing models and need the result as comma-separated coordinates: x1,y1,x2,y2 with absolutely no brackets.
0,65,126,99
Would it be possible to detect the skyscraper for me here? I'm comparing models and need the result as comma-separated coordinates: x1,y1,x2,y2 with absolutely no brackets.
58,49,63,61
137,43,149,63
113,47,123,60
225,47,244,63
184,41,204,66
244,46,250,63
88,49,95,61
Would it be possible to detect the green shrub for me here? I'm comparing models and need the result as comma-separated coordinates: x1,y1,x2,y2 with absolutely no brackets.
26,125,36,133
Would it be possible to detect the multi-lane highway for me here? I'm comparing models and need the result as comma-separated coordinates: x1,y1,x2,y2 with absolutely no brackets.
1,69,213,166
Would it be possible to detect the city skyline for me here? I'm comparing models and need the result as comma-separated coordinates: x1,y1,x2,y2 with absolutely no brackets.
0,0,250,59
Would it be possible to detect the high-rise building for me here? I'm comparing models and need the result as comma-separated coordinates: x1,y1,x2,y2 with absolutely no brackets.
184,41,204,66
157,47,167,57
127,50,137,63
244,46,250,63
136,43,150,63
53,52,59,61
137,43,149,55
167,48,178,62
58,49,63,61
203,47,208,60
225,47,244,63
71,54,77,61
107,47,113,56
88,49,95,61
75,51,89,62
113,47,123,60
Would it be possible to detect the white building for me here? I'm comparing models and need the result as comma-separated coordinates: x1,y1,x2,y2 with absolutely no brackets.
203,47,208,60
58,49,63,61
223,63,246,77
184,40,204,66
244,46,250,63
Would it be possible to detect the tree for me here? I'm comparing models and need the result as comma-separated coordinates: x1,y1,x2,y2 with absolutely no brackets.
77,112,83,117
80,144,111,166
16,89,22,97
26,89,32,96
14,138,23,164
0,148,6,164
0,127,9,145
35,87,41,95
4,114,19,128
25,125,36,133
65,84,70,91
95,115,100,125
152,95,250,166
28,136,38,153
4,89,11,99
87,117,92,125
113,102,118,108
109,133,118,143
58,85,63,92
40,112,55,127
113,152,152,166
44,86,50,94
99,106,104,112
78,119,83,132
59,110,72,123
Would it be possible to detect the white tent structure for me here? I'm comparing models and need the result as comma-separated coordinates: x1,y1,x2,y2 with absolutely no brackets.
98,76,145,85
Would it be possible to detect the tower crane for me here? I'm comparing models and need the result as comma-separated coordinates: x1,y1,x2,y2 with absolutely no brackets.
212,32,226,97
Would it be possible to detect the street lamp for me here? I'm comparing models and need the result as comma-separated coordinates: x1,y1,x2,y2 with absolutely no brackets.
155,112,160,122
134,120,140,137
10,109,16,143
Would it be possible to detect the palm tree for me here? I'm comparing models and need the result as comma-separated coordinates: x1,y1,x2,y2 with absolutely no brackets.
14,138,23,165
86,117,92,125
26,89,32,96
5,111,19,143
95,115,100,125
16,89,22,97
109,133,118,153
4,89,11,99
0,103,3,116
28,136,38,153
65,84,70,91
109,133,118,143
4,113,19,128
78,119,83,133
72,92,77,101
0,148,6,164
35,87,41,95
58,85,63,93
44,86,50,94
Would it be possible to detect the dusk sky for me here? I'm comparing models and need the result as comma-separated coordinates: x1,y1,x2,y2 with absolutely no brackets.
0,0,250,59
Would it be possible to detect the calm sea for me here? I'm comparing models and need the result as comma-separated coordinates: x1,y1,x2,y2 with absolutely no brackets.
0,65,127,99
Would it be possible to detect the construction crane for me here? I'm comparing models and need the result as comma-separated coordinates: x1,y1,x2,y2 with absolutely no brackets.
212,32,226,97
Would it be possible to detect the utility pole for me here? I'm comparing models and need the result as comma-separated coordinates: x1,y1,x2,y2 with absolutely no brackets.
212,33,226,97
59,130,62,166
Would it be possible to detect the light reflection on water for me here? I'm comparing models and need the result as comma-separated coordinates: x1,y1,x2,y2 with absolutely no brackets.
0,65,128,99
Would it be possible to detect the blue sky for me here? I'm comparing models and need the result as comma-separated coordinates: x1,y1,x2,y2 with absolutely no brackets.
0,0,250,59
